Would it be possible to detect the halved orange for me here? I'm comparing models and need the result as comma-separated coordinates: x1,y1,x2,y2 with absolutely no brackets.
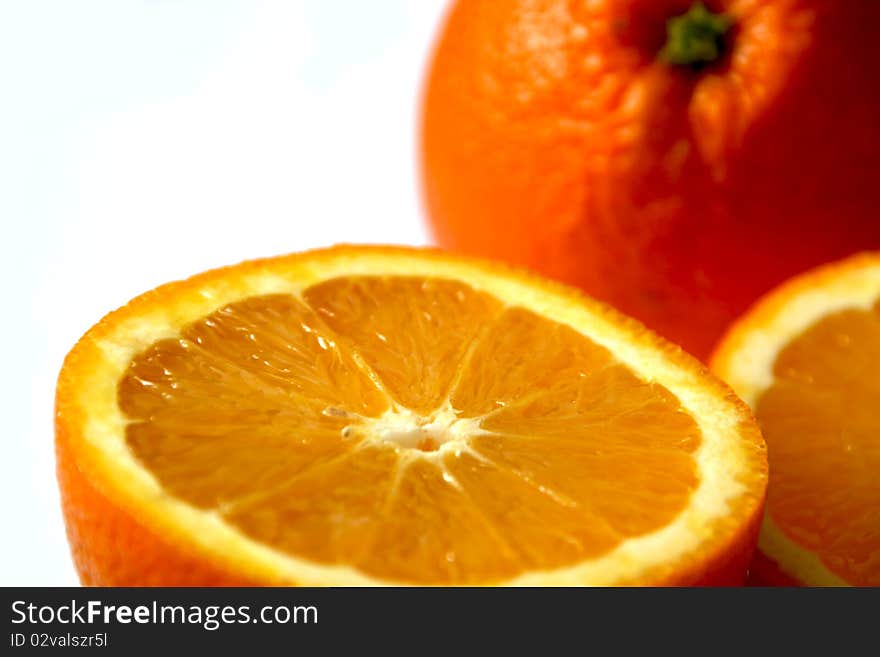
57,245,766,585
712,253,880,586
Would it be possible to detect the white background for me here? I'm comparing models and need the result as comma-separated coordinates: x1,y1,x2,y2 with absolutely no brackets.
0,0,447,585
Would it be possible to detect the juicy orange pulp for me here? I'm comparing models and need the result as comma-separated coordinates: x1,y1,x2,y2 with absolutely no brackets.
755,302,880,586
118,276,699,585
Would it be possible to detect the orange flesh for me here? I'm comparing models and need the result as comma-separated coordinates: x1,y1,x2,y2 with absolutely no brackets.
118,276,700,584
755,302,880,586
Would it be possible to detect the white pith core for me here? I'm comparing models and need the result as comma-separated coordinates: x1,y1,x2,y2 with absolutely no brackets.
345,404,483,457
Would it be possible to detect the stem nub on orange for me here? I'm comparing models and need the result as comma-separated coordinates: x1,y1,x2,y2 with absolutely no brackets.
421,0,880,360
56,246,767,585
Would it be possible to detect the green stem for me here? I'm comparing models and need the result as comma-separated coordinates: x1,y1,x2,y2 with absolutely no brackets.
659,2,731,67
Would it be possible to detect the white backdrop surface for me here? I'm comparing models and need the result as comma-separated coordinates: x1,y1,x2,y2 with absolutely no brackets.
0,0,446,585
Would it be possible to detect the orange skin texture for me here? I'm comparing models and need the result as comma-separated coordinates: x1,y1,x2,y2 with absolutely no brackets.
421,0,880,359
55,245,765,586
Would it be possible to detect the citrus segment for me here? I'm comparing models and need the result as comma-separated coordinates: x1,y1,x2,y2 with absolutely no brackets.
443,451,622,567
224,445,400,571
358,458,524,583
303,277,501,413
449,306,615,418
57,246,767,585
470,434,698,538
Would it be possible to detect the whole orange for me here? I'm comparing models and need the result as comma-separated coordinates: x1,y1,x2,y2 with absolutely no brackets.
421,0,880,359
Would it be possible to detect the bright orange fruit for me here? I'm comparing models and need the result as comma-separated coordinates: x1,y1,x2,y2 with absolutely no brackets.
421,0,880,359
713,253,880,586
57,246,766,585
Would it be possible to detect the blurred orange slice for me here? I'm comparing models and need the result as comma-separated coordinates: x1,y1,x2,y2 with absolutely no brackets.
57,246,766,585
713,253,880,586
